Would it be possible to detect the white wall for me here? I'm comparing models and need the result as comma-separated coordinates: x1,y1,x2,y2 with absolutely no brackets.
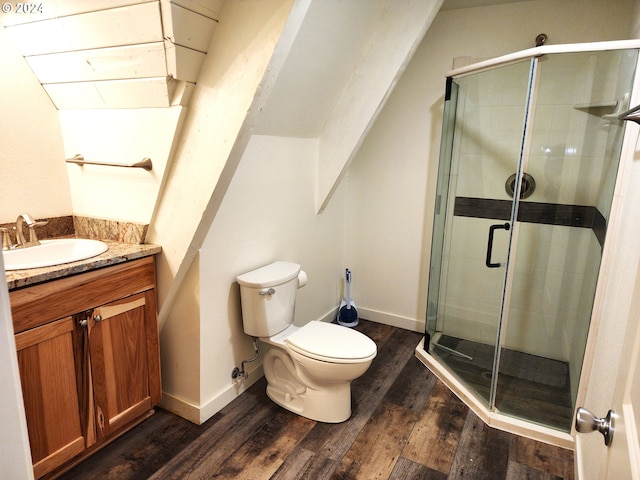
200,135,346,415
345,0,634,334
58,107,186,223
0,18,180,226
0,26,71,223
161,135,347,423
147,0,295,308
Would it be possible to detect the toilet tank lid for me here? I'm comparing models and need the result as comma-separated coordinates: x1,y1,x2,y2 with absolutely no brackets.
236,261,301,288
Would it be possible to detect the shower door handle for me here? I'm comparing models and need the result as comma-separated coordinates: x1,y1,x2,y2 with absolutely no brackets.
486,222,510,268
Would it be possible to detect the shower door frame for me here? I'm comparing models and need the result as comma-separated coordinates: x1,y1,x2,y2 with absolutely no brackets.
488,57,539,411
418,38,640,449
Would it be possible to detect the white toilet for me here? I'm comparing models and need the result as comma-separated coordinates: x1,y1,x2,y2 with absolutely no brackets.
236,261,377,423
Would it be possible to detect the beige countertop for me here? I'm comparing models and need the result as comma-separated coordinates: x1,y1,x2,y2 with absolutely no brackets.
5,241,161,291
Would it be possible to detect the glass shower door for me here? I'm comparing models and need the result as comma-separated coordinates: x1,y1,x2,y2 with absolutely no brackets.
427,60,532,407
494,49,638,430
425,43,639,435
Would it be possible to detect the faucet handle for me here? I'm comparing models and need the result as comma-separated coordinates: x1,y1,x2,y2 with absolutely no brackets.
0,227,11,251
27,220,48,245
30,219,48,229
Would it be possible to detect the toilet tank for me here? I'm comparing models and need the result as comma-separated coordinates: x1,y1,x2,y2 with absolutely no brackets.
236,261,308,337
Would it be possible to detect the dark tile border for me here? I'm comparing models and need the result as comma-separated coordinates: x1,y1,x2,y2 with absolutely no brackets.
454,197,606,248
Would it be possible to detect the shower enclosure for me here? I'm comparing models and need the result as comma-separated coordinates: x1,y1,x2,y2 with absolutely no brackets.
422,42,639,436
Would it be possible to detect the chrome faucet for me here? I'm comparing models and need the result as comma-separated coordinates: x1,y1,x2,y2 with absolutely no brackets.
15,213,48,248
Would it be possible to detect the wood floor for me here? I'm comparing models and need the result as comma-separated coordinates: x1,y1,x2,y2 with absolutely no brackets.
58,320,575,480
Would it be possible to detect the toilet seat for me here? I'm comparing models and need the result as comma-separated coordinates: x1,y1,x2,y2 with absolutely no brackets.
285,321,377,364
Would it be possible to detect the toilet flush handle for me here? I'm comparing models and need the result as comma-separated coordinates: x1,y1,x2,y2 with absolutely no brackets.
260,288,276,296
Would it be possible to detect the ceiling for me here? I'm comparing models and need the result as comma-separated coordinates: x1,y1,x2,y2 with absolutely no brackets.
254,0,387,138
1,0,224,109
254,0,534,138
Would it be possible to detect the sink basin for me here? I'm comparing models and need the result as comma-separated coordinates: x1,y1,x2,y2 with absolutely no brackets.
3,238,109,271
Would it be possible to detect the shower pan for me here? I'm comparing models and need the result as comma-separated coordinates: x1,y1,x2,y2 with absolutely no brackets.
417,40,640,445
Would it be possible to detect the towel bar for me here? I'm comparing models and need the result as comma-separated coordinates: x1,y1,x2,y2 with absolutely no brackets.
66,154,152,171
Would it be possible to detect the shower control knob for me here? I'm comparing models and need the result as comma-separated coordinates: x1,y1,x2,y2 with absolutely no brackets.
575,407,614,446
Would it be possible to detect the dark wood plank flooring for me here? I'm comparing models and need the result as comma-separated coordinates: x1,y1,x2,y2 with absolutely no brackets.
59,320,574,479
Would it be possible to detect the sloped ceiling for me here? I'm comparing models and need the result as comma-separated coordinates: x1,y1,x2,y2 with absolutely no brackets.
1,0,224,109
252,0,444,212
254,0,531,139
254,1,388,138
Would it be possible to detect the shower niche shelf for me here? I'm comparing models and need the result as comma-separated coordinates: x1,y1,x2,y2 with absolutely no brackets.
573,101,617,109
574,94,629,119
573,101,618,116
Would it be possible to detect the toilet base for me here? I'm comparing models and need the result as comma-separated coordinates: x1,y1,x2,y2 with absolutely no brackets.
266,381,352,423
263,347,353,423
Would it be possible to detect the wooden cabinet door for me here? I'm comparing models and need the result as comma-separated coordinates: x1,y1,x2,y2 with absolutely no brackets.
88,290,160,439
15,317,86,479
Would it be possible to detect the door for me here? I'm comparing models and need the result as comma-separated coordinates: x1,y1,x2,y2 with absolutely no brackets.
606,303,640,479
574,65,640,474
494,49,637,432
426,48,639,433
14,316,86,479
426,59,533,407
89,291,157,439
576,256,640,479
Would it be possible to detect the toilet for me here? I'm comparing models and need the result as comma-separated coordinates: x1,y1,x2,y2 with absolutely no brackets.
236,261,377,423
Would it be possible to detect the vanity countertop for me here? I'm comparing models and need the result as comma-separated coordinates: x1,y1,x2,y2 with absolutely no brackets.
5,241,161,290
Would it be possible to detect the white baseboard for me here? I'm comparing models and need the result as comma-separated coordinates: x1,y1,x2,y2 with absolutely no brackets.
325,305,424,332
318,306,339,324
199,363,265,423
160,307,422,424
159,392,201,424
160,363,264,425
357,307,425,332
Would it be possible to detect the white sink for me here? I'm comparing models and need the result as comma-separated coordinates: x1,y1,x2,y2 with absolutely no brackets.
3,238,109,271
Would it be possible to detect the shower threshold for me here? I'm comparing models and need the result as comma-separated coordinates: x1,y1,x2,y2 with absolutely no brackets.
415,336,575,449
433,340,473,360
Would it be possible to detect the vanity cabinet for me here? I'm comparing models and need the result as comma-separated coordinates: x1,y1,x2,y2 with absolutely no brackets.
10,256,161,479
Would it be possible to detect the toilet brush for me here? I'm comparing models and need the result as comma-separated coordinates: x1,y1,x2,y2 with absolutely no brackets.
337,268,358,327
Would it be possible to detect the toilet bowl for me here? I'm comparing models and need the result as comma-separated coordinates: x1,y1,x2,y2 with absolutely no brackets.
236,262,377,423
263,321,376,422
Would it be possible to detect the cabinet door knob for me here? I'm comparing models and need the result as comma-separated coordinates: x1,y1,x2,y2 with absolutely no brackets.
94,315,103,322
79,319,88,327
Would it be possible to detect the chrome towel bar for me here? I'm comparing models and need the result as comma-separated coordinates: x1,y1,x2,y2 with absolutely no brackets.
618,103,640,124
66,154,153,171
